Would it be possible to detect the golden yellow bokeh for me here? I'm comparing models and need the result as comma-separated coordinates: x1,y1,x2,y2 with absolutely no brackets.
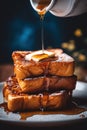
74,29,83,37
78,54,86,61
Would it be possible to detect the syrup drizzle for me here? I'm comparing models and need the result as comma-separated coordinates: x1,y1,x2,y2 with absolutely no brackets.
36,0,51,53
41,17,44,53
0,102,87,120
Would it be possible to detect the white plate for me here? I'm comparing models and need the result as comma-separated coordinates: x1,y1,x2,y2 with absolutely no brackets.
0,81,87,127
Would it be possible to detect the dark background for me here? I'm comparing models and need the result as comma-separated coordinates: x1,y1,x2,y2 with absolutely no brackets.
0,0,87,63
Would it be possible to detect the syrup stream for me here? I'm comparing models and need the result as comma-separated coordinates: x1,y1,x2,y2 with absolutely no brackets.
41,16,44,53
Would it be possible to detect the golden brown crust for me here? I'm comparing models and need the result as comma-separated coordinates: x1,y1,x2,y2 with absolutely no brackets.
2,49,77,112
7,91,72,112
4,88,72,112
3,75,77,95
3,75,73,112
18,75,77,93
12,49,75,80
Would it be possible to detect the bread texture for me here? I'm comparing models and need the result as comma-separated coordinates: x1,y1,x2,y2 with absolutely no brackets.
18,75,77,93
12,49,75,80
3,75,77,94
3,77,72,112
2,48,77,112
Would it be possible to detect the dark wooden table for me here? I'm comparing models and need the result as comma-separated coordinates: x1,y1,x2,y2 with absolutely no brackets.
0,64,14,82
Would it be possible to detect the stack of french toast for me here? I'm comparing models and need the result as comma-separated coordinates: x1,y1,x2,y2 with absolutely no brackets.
3,48,77,112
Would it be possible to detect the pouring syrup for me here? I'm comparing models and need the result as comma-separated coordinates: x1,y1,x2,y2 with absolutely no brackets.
30,0,53,54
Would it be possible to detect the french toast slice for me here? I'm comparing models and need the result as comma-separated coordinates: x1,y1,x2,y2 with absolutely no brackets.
3,79,72,112
3,75,77,94
7,91,72,112
12,49,75,80
18,75,77,93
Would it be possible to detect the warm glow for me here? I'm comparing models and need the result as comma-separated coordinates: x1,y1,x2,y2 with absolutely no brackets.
78,54,86,61
74,29,83,37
